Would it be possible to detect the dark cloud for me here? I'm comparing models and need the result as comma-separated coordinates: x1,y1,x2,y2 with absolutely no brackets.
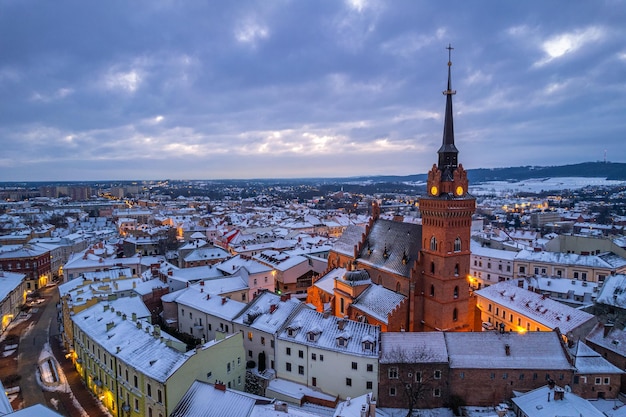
0,0,625,180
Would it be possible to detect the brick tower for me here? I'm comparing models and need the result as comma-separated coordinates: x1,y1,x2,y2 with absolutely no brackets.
418,45,475,331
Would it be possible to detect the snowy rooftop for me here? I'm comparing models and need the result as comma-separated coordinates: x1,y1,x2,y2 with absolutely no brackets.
475,282,596,334
570,341,624,375
173,282,247,320
351,284,406,325
586,323,626,357
512,385,604,417
380,332,448,363
278,309,380,358
313,268,346,296
445,331,573,370
0,271,26,302
233,292,303,334
169,380,264,417
217,255,272,275
596,274,626,307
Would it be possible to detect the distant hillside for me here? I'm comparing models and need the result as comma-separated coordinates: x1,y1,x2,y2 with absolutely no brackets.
465,162,626,183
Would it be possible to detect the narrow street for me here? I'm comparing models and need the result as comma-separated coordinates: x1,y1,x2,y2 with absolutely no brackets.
0,285,109,416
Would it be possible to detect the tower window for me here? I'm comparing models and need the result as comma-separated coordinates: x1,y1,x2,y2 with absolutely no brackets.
430,262,435,274
430,237,437,251
453,286,459,299
453,308,458,321
454,263,459,276
454,237,461,252
430,285,435,297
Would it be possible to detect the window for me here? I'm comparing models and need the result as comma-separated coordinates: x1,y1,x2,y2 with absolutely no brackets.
134,375,138,388
158,390,162,403
147,384,152,397
261,337,265,345
286,362,292,372
248,350,252,358
352,362,358,370
346,378,352,386
298,350,304,358
519,266,525,274
312,377,317,386
453,286,459,298
502,373,508,379
534,267,539,275
415,372,422,382
507,265,511,272
533,373,538,381
227,363,231,373
320,354,324,362
454,263,459,276
433,388,441,397
270,340,275,348
452,308,458,321
389,387,396,396
430,285,435,297
367,364,373,372
434,370,441,379
604,377,610,384
248,332,253,341
595,377,602,385
312,353,317,361
430,262,435,274
286,347,291,356
454,237,461,252
459,372,464,379
430,236,437,251
238,375,242,385
366,381,373,389
298,365,304,375
135,398,139,411
388,367,399,379
490,373,495,380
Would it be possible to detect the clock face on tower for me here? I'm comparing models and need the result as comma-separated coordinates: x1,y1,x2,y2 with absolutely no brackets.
455,186,464,196
430,186,438,196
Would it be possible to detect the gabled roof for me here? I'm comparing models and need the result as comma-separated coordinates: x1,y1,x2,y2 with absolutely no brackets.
169,380,264,417
569,340,624,375
351,284,406,325
233,292,303,334
380,332,448,364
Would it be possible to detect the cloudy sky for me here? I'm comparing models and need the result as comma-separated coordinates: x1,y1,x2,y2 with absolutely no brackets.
1,1,625,181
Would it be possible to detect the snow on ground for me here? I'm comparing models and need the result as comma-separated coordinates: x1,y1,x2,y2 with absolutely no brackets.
0,313,31,343
471,177,626,196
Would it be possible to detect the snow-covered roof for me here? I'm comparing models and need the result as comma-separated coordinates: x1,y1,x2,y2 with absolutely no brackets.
174,282,247,320
445,331,573,370
586,323,626,357
233,292,303,334
0,271,25,302
313,268,346,296
475,282,596,334
351,284,406,325
512,385,604,417
278,309,380,358
380,332,448,364
569,341,624,375
593,274,626,307
169,380,263,417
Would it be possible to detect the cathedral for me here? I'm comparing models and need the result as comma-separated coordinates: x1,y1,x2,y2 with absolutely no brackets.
309,46,476,332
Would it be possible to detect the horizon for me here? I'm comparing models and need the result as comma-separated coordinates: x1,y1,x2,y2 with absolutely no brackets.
1,1,625,181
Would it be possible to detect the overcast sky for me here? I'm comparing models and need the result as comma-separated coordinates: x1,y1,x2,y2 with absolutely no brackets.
1,1,625,181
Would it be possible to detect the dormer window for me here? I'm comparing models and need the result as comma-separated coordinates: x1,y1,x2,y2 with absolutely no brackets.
307,330,321,342
362,340,373,352
337,337,348,347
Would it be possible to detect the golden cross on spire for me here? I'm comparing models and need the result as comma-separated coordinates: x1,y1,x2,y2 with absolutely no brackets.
446,44,454,66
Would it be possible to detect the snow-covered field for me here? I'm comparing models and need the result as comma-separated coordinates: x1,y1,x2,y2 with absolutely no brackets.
470,177,626,196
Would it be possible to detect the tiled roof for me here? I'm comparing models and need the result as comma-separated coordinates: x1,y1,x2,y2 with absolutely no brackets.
356,219,421,278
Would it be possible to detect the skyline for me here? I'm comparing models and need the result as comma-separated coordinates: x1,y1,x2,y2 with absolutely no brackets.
1,1,625,181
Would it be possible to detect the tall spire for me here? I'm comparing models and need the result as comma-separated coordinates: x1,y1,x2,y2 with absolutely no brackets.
437,44,459,180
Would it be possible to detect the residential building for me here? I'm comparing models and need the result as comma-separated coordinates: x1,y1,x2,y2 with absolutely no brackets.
0,271,26,333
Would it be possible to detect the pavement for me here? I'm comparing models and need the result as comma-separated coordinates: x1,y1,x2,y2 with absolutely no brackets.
0,285,109,417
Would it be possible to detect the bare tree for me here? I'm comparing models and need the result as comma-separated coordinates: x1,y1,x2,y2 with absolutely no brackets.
380,344,443,417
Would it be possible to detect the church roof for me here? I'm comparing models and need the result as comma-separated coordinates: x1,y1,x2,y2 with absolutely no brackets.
351,284,406,325
356,219,421,278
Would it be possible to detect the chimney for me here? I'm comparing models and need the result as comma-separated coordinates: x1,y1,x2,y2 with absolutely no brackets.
215,381,226,391
221,297,227,305
274,402,288,413
168,270,173,276
200,280,204,286
280,294,291,302
323,311,330,319
338,319,346,331
206,294,210,300
505,344,510,356
360,405,367,417
269,304,277,314
153,325,161,338
369,396,376,417
554,388,564,401
132,312,137,321
604,322,614,338
106,321,115,331
201,288,204,293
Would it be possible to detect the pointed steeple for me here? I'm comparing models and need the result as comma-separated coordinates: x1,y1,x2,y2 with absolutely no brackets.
437,44,459,180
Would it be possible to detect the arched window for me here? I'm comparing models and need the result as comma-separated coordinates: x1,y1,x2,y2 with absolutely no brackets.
454,286,459,299
454,237,461,252
430,285,435,297
430,236,437,251
430,262,435,274
454,263,459,276
453,308,458,321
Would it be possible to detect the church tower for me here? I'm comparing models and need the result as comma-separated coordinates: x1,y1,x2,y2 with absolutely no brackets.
418,45,475,331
